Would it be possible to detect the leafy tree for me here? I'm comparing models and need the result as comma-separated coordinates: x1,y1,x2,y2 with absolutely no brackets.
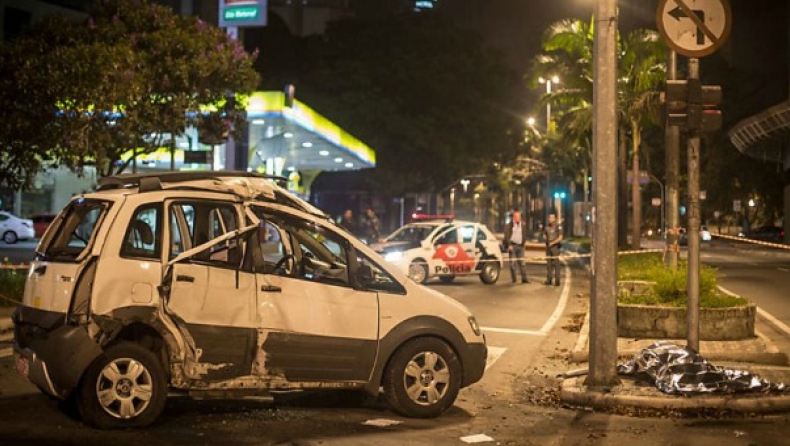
294,14,525,195
0,0,259,187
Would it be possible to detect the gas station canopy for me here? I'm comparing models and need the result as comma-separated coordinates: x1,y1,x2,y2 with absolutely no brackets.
245,91,376,174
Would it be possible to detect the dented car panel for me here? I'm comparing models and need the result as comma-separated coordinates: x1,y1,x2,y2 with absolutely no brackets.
13,172,487,428
13,306,103,399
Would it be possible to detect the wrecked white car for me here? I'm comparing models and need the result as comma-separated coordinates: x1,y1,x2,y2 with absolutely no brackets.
12,172,486,429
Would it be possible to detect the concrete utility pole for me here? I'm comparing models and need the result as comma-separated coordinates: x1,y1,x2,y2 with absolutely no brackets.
687,58,701,351
587,0,620,388
665,50,680,271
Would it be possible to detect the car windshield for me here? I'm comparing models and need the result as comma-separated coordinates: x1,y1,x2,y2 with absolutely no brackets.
387,224,443,242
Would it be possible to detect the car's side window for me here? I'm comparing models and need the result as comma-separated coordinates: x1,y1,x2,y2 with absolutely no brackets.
121,205,162,260
252,208,350,287
435,228,458,245
169,201,242,268
356,253,406,294
459,225,475,243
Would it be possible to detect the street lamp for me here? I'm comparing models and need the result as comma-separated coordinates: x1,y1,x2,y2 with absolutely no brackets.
538,75,560,133
538,76,559,228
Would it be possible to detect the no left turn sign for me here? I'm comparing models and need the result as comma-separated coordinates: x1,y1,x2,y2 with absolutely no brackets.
656,0,731,58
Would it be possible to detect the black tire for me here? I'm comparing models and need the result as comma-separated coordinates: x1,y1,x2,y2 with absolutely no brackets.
3,231,18,244
383,337,461,418
479,258,500,284
408,260,429,284
77,342,168,429
438,275,455,284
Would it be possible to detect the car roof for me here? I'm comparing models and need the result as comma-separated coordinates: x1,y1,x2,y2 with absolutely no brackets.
95,171,328,218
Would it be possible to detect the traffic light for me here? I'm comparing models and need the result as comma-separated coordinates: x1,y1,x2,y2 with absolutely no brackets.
663,80,723,132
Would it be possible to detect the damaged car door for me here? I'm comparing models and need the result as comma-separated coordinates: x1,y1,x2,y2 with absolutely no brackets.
163,200,258,384
250,205,380,386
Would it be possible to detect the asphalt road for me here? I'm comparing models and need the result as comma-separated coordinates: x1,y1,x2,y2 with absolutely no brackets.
2,244,790,444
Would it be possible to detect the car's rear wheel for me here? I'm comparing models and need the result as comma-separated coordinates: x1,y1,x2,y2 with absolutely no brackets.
479,258,500,284
2,231,18,244
383,337,461,418
77,342,167,429
438,275,455,284
408,260,429,284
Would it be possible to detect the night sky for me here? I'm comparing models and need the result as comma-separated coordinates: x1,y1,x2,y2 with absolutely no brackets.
432,0,658,75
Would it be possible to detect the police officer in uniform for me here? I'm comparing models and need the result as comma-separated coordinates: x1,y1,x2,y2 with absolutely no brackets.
544,212,563,286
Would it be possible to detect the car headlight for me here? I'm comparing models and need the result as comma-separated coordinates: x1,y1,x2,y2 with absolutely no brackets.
384,251,403,262
468,316,481,337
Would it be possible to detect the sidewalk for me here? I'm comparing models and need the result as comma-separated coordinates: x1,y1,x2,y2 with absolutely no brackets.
562,306,790,414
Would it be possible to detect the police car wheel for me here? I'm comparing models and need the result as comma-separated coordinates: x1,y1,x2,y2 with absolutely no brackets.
408,261,428,284
479,259,500,285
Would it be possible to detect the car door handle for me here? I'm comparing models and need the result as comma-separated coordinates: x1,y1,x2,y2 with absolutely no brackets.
176,274,195,283
260,285,282,293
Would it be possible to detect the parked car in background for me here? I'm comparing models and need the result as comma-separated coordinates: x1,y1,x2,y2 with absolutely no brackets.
31,213,57,238
738,226,785,243
678,225,712,246
371,219,503,284
0,211,35,244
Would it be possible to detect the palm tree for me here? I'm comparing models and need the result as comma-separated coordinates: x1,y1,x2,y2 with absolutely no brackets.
530,18,666,248
619,30,667,249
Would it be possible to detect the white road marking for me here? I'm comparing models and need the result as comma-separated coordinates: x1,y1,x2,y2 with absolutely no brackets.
778,268,789,272
481,260,573,337
0,332,12,342
757,307,790,337
481,327,545,336
485,346,507,370
0,348,12,359
719,285,790,337
539,260,572,334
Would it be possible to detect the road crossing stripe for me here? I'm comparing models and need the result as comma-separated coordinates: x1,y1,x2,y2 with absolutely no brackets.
485,346,507,370
0,348,12,359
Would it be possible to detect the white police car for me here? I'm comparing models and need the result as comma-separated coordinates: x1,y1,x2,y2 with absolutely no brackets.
372,219,503,284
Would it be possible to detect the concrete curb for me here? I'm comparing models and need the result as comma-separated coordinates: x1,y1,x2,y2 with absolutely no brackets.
560,376,790,413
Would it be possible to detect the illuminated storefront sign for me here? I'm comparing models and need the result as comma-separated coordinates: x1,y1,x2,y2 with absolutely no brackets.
219,0,267,27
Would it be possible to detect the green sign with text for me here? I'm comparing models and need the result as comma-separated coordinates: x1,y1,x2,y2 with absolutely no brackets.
219,1,267,28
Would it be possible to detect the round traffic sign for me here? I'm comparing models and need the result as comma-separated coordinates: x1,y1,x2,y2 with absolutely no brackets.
656,0,731,58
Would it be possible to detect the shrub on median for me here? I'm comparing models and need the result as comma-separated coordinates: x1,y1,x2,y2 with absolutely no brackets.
617,252,748,308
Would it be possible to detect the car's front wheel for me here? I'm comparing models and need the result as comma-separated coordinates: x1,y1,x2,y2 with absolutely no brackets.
2,231,18,244
77,342,167,429
383,337,461,418
479,258,500,284
408,260,429,284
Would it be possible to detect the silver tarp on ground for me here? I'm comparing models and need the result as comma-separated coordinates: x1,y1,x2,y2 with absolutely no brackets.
618,341,787,395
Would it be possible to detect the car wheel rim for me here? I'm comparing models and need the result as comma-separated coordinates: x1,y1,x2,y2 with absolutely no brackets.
408,263,426,283
402,351,450,406
483,263,498,280
95,357,154,420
